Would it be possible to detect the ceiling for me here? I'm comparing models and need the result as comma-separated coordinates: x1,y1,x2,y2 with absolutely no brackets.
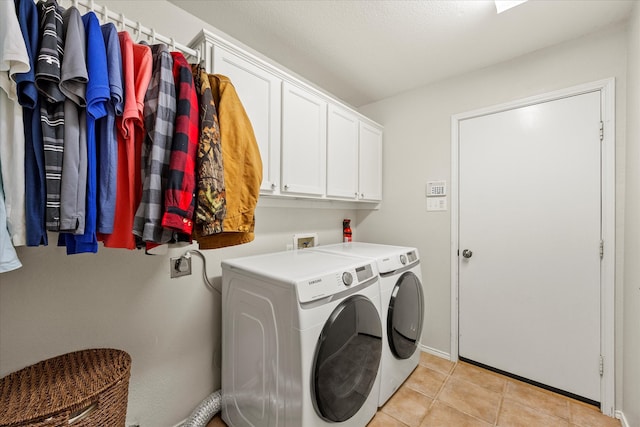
169,0,635,107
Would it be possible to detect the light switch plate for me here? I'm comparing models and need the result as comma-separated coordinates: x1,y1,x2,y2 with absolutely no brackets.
427,197,447,211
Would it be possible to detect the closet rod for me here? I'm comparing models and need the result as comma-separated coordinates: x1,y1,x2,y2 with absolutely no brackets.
68,0,202,63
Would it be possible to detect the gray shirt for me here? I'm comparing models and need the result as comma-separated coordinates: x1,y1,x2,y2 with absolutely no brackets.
59,6,88,233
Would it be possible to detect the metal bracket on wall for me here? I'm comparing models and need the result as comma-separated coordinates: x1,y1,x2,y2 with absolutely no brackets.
170,256,192,278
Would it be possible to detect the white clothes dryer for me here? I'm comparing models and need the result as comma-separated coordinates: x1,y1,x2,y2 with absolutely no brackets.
311,242,424,407
221,250,383,427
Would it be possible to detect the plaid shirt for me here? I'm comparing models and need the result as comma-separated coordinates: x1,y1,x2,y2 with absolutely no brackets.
133,44,175,244
161,52,197,234
191,63,225,236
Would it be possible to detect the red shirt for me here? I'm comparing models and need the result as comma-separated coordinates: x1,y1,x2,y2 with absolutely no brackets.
161,52,198,234
101,32,151,249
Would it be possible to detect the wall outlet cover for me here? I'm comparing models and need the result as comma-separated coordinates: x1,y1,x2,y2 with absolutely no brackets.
293,233,318,249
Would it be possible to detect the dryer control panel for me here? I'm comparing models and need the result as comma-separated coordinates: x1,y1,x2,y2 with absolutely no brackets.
297,263,376,303
378,250,419,274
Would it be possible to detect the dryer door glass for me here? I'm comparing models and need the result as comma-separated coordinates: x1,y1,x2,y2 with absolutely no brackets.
388,271,424,359
312,295,382,422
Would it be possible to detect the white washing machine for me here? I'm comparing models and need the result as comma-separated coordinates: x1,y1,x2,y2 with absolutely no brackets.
221,250,383,427
311,242,424,406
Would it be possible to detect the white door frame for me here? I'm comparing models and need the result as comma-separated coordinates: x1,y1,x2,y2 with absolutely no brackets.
450,78,616,415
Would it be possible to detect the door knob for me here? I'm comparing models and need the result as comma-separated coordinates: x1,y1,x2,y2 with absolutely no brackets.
462,249,473,259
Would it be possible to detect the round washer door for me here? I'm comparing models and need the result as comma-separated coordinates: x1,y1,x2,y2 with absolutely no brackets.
388,271,424,359
312,295,382,422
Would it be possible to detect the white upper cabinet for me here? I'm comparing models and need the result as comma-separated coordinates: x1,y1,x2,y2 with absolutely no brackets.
281,81,327,196
212,45,282,194
326,104,359,199
358,122,383,201
189,30,382,205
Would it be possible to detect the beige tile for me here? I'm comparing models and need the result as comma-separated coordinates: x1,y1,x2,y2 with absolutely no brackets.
437,376,502,424
419,352,455,375
569,401,621,427
420,401,492,427
452,362,507,394
505,379,570,419
381,385,433,427
368,411,410,427
498,398,570,427
404,365,448,398
206,415,227,427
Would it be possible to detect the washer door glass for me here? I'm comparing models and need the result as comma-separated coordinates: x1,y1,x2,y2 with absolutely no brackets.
312,295,382,422
388,271,424,359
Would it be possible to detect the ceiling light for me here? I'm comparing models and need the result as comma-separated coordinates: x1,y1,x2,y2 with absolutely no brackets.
495,0,528,14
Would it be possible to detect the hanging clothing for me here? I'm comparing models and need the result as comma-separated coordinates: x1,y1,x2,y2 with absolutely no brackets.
63,11,110,254
101,32,151,249
14,0,47,247
161,51,198,235
191,63,225,237
133,44,175,244
0,176,21,273
0,1,30,248
36,0,65,232
96,22,123,235
58,6,88,234
195,74,262,250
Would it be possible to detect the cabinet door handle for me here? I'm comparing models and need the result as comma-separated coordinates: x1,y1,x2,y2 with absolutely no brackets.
284,184,289,190
271,183,276,190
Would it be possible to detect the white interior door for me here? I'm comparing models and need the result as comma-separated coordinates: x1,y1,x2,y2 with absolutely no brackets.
458,91,602,402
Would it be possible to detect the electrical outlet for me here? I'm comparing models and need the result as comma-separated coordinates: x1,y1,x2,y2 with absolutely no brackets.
170,256,191,278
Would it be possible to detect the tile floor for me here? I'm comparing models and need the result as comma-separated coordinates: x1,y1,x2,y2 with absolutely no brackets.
206,352,621,427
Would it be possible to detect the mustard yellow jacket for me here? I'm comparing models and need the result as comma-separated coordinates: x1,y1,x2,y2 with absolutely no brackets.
195,74,262,249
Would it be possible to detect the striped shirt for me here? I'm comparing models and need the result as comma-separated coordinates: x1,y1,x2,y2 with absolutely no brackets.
36,0,65,231
133,44,175,244
161,52,198,235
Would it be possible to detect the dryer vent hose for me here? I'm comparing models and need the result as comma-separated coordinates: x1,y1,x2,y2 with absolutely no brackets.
182,389,222,427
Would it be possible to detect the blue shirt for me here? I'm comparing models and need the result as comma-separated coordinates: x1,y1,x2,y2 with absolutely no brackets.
64,11,110,254
96,22,123,235
14,0,47,247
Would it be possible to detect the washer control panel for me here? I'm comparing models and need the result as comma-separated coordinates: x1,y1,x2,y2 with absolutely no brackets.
341,272,353,286
298,262,376,303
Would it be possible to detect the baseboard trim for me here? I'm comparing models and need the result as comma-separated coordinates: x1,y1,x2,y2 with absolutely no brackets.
616,410,629,427
418,344,451,361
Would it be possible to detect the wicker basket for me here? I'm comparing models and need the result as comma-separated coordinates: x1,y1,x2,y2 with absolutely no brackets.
0,348,131,427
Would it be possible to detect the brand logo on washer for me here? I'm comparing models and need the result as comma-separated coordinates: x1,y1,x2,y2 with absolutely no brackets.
309,279,322,285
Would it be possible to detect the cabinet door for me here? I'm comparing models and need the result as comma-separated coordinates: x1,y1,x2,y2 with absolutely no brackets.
326,104,359,199
281,82,327,196
358,122,383,201
213,45,281,193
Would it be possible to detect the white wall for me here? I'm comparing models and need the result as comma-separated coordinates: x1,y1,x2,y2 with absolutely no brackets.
358,24,628,407
624,4,640,426
0,2,357,426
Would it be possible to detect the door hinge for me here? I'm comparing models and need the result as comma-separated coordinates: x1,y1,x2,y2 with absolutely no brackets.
599,240,604,260
599,121,604,142
599,355,604,376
